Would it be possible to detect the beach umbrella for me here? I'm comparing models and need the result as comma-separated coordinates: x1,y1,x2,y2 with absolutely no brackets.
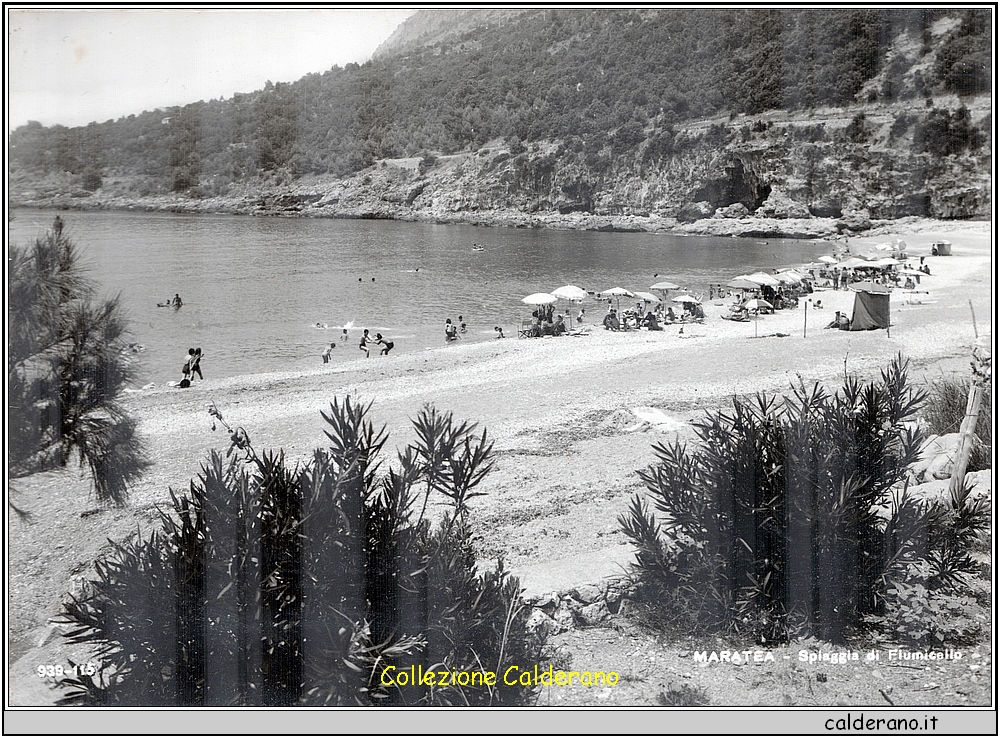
551,285,588,302
747,271,781,286
744,299,773,337
727,277,761,290
870,257,901,267
600,287,635,312
634,291,662,305
776,272,803,284
671,294,701,304
522,292,557,306
850,280,892,294
837,257,869,269
650,280,680,303
744,298,773,312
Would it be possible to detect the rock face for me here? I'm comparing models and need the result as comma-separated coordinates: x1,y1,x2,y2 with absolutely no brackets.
10,101,990,231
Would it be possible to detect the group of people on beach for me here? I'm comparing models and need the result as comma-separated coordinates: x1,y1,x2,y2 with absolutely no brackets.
358,329,393,358
320,326,395,362
444,316,469,342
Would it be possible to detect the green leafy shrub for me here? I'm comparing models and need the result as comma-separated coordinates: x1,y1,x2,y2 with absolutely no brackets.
56,399,543,706
620,356,964,644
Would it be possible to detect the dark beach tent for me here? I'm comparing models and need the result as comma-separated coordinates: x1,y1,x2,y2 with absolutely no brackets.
931,240,952,255
848,281,890,331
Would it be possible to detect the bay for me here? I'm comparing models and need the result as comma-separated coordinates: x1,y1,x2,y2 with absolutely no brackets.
9,208,829,383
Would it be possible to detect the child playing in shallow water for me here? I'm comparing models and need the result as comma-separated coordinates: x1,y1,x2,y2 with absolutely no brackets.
375,333,394,355
495,326,505,339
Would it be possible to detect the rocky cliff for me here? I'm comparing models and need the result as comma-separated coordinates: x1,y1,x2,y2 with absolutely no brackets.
10,97,991,238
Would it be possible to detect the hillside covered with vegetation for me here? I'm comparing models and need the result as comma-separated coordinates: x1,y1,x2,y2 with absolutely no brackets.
8,8,992,224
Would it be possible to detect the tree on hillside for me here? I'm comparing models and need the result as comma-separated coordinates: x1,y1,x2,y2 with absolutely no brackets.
8,218,149,510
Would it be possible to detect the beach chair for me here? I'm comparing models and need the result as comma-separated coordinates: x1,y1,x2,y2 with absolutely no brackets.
518,320,533,339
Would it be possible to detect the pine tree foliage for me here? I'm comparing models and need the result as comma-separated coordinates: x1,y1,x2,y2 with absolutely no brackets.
8,219,148,506
55,399,542,706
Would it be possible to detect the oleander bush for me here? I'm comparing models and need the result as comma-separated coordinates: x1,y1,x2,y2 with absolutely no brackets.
56,398,543,706
620,355,989,644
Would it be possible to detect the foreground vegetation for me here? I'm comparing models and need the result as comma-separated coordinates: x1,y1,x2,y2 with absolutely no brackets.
620,356,990,648
55,399,544,706
8,219,148,509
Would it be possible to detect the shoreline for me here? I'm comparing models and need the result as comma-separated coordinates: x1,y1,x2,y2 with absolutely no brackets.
7,221,992,705
10,197,990,240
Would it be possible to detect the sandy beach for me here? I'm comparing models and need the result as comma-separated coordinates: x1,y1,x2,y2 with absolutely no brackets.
7,219,992,705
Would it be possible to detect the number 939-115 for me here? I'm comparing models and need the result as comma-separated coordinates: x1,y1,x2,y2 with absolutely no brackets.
37,662,97,679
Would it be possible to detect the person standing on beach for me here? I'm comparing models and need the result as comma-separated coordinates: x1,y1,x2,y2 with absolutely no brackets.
359,329,372,358
322,343,335,363
181,348,194,385
190,348,204,380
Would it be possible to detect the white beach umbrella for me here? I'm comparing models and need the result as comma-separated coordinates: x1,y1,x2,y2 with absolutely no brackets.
551,285,588,302
747,271,781,287
671,294,701,304
600,287,635,312
837,257,869,269
728,277,761,291
744,298,773,311
522,292,557,306
776,272,803,284
649,280,681,291
634,291,662,305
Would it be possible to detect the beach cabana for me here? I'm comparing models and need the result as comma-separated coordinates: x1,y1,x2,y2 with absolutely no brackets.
931,240,952,255
848,282,890,331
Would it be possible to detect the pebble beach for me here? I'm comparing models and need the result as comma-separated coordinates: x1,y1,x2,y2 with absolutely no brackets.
7,219,992,705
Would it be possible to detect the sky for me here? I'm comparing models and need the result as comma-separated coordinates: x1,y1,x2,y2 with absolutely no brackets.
6,7,416,130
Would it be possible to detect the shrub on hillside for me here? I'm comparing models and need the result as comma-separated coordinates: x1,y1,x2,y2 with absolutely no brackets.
55,399,543,706
620,356,988,644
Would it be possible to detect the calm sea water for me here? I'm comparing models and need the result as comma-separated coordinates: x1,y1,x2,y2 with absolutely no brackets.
9,208,828,383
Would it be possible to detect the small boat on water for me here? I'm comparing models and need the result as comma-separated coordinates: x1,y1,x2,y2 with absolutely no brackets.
471,244,485,252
